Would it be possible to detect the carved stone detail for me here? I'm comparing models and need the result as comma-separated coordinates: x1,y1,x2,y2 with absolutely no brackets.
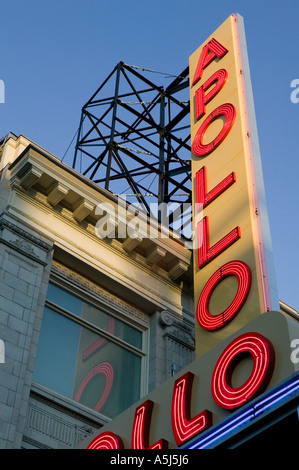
51,261,149,326
11,238,38,257
25,402,97,449
0,217,52,252
160,310,174,326
160,309,195,379
160,310,195,346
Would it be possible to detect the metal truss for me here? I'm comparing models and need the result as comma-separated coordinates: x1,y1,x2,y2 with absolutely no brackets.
73,61,191,235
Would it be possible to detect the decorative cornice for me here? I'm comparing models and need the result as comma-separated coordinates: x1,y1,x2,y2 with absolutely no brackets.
18,188,190,291
51,261,149,327
0,216,52,252
9,147,191,283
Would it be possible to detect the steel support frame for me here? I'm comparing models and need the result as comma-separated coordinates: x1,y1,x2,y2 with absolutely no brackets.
73,62,191,232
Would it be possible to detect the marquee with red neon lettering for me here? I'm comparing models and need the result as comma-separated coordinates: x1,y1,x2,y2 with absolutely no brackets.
78,14,299,450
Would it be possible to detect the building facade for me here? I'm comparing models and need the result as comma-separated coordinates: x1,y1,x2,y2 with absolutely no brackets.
1,13,299,451
0,133,298,450
78,13,299,450
0,133,195,449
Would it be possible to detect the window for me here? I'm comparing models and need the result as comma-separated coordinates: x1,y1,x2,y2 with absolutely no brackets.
33,282,145,420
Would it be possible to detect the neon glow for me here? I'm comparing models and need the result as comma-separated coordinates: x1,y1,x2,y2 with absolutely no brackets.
87,431,124,449
192,103,236,157
75,362,114,412
185,373,299,449
211,332,275,409
195,165,236,210
197,217,241,269
131,400,168,449
192,38,228,86
87,374,299,449
83,16,295,451
196,260,251,330
171,372,212,446
195,69,228,120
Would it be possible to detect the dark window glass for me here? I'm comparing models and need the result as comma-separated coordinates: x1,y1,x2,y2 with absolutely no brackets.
34,283,143,419
46,283,142,349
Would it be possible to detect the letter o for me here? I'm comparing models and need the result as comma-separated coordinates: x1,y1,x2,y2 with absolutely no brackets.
196,260,252,331
192,103,236,157
211,332,275,410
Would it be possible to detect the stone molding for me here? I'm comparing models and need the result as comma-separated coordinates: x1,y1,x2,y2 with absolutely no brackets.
160,309,195,350
0,216,52,252
8,145,191,283
51,261,149,327
0,215,53,265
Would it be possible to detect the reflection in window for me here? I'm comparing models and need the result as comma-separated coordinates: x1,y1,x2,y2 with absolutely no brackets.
34,283,143,419
46,283,142,349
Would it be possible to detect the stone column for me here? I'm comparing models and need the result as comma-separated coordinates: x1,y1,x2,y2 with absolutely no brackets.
0,214,53,449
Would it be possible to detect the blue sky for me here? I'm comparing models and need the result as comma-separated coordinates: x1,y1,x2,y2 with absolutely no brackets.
0,0,298,309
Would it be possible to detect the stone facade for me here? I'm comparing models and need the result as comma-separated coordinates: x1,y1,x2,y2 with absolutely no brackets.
0,213,53,448
0,133,195,449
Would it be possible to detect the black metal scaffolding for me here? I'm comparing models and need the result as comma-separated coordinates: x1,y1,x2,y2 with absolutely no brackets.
73,62,191,234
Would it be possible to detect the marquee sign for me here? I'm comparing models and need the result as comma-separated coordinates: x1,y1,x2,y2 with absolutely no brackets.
77,15,297,451
190,13,279,356
79,312,299,449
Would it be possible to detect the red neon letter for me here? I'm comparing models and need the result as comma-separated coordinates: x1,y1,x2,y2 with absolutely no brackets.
131,400,168,449
211,333,275,409
192,103,236,157
87,431,124,449
197,216,240,268
195,165,236,211
171,372,212,446
192,38,228,86
196,260,251,331
195,69,228,120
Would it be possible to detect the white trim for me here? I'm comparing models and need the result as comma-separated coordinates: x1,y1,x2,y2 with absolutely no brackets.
234,13,279,312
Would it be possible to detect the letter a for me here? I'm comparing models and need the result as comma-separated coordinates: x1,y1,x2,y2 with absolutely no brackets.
192,38,228,86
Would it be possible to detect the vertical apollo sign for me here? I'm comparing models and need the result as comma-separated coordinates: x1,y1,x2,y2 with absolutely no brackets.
190,14,279,357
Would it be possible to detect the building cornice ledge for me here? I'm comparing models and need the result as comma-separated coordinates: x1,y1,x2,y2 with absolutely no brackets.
8,144,192,283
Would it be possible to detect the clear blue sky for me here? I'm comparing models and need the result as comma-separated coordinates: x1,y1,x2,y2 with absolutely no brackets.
0,0,298,310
